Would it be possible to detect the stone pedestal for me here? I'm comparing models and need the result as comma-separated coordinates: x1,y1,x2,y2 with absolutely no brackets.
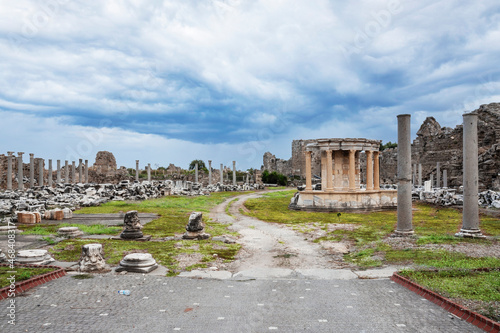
78,243,109,272
58,227,83,238
120,210,146,239
16,249,55,265
115,253,158,273
183,212,210,240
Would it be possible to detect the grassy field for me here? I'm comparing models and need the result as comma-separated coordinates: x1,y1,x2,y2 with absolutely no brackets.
0,266,57,289
243,190,500,321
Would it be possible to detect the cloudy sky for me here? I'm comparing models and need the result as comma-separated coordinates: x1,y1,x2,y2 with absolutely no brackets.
1,0,499,170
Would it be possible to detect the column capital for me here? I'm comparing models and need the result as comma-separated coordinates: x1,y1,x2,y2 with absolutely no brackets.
29,153,34,158
7,151,14,156
18,152,24,156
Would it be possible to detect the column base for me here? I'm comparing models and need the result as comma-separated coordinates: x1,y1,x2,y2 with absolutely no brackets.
455,229,485,238
391,230,415,237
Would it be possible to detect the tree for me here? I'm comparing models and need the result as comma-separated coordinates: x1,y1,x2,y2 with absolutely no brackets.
261,170,287,186
189,159,207,171
380,141,398,151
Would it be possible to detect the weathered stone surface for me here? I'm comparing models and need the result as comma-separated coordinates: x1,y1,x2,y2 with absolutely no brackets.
78,243,109,272
58,226,83,238
16,249,55,265
120,210,144,239
44,209,64,220
115,253,158,273
17,211,37,224
183,212,211,240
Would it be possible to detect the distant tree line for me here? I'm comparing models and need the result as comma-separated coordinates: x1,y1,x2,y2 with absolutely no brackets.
379,141,397,151
262,170,287,186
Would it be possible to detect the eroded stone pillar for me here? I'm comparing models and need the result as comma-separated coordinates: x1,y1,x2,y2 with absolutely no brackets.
195,163,199,183
208,160,212,185
78,159,83,183
7,152,13,190
56,160,61,183
348,150,356,191
430,174,434,189
232,161,236,186
305,151,312,191
334,150,343,191
457,113,482,237
17,152,24,191
135,160,139,182
412,163,416,186
443,169,448,188
48,160,53,187
418,163,422,186
71,161,76,184
65,160,69,183
366,150,373,191
29,153,34,188
85,160,89,183
396,114,413,235
374,151,380,190
436,162,441,188
321,151,327,190
326,150,333,190
147,163,151,182
220,164,223,185
38,159,43,186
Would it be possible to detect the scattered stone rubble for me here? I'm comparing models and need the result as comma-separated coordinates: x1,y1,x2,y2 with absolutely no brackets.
0,180,259,223
115,253,158,273
412,187,500,209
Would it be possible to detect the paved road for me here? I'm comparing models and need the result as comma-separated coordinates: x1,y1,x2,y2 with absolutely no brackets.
0,191,485,332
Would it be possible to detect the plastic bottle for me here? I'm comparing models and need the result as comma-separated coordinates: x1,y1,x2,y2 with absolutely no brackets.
118,290,130,296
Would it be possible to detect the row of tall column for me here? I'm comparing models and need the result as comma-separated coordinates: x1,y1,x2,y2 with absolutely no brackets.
305,149,380,192
3,153,90,190
412,163,448,188
206,160,238,186
396,113,482,237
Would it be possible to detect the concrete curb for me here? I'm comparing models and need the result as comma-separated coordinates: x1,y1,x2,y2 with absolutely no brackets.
0,263,66,301
391,271,499,333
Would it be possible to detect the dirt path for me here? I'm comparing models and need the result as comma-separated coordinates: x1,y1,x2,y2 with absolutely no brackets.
210,191,340,273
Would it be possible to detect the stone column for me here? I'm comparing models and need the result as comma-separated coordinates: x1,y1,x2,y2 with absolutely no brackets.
195,163,199,183
396,114,413,235
374,151,380,190
38,159,43,186
321,151,327,190
326,150,333,190
348,150,356,191
65,160,69,183
135,160,139,182
418,163,422,186
29,153,35,188
78,159,83,183
147,163,151,182
412,163,416,186
85,160,89,183
17,152,24,191
56,160,61,183
305,151,312,191
457,113,482,237
436,162,441,188
334,150,343,191
366,150,373,191
71,161,76,184
48,160,53,187
208,160,212,185
232,161,236,186
220,164,223,185
7,152,13,190
430,174,434,189
443,169,448,188
246,173,249,184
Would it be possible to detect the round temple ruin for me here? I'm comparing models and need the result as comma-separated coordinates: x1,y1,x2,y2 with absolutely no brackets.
289,138,397,211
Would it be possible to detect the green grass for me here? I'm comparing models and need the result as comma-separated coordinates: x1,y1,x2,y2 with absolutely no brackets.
0,266,57,289
49,238,240,276
225,198,238,218
18,223,122,236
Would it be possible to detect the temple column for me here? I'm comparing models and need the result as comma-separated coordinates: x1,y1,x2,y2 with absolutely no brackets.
305,151,312,191
48,160,53,187
17,152,24,191
56,160,61,183
232,161,236,186
135,160,139,182
78,159,83,183
65,160,69,183
71,161,76,184
195,163,199,183
320,151,327,190
396,114,413,235
418,163,422,186
38,159,43,186
326,150,333,191
457,113,482,237
85,160,89,183
7,152,13,190
436,162,441,188
443,169,448,188
366,150,373,191
147,163,151,182
29,153,34,188
220,164,223,185
334,150,343,191
374,151,380,190
348,150,356,191
208,160,212,185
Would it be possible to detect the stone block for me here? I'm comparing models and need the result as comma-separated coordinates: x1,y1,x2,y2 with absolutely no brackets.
17,212,36,224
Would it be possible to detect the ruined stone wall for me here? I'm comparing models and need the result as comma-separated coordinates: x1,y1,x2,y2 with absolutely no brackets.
379,103,500,190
